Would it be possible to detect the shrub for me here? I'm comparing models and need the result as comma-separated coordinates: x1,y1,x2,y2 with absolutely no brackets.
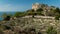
55,16,60,20
55,14,60,20
46,26,57,34
14,12,25,17
3,16,11,21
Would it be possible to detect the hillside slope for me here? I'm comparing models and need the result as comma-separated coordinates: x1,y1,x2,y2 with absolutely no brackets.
0,17,59,34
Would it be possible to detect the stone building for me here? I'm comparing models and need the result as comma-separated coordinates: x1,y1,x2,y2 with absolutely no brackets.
32,3,42,11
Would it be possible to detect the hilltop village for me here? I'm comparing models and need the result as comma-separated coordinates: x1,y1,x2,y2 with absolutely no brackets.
0,3,60,34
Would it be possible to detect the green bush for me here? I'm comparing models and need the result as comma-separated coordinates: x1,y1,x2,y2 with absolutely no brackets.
37,8,43,12
3,16,11,21
2,13,13,21
55,14,60,20
14,12,25,17
46,26,57,34
55,16,60,20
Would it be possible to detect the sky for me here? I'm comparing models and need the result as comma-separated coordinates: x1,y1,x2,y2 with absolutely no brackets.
0,0,60,12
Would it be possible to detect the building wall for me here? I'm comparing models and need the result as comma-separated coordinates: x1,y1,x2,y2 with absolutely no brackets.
32,3,41,11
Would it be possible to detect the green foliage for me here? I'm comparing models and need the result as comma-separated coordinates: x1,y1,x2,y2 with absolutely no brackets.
45,9,55,16
3,16,11,21
37,8,43,12
55,13,60,20
51,6,55,8
26,9,43,15
14,12,25,17
55,16,60,20
42,4,48,7
2,13,13,21
42,4,46,7
49,7,60,16
26,12,43,16
26,9,35,15
2,13,12,18
46,26,57,34
27,9,35,12
54,8,60,13
5,26,11,30
2,13,7,18
37,12,43,15
55,16,59,20
26,12,35,15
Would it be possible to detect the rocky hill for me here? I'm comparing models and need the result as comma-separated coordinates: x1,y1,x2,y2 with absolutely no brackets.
0,3,60,34
0,16,59,34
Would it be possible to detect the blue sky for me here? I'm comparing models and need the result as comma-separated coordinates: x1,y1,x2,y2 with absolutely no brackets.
0,0,60,12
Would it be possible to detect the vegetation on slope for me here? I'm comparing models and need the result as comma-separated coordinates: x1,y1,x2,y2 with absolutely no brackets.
0,4,60,34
